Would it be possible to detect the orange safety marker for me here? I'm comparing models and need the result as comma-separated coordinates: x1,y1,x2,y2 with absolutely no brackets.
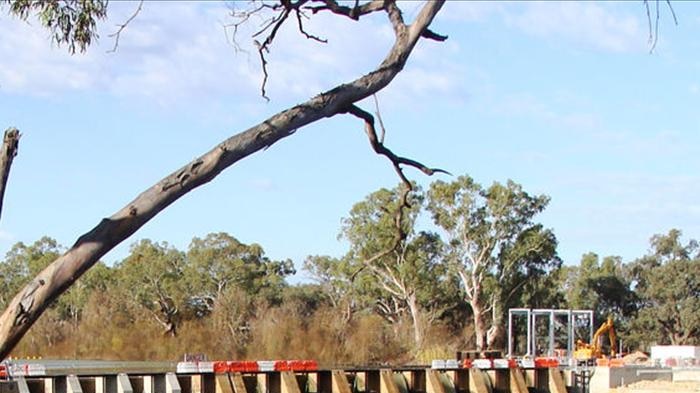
229,361,259,373
213,361,229,374
274,360,291,371
300,360,318,371
534,357,559,368
492,359,518,369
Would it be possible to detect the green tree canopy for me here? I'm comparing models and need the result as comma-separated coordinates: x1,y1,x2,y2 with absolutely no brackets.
0,237,62,308
186,232,295,310
628,229,700,346
426,175,560,350
3,0,107,53
340,185,453,349
116,239,188,336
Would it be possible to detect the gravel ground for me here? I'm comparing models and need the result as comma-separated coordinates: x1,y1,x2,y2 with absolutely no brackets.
610,380,700,393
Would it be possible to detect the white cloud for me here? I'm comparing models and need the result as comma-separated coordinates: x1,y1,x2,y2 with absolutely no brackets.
439,2,646,54
492,92,601,131
504,2,645,53
249,178,276,192
543,172,700,263
1,2,454,107
0,230,15,243
587,128,692,158
0,15,102,96
438,2,504,23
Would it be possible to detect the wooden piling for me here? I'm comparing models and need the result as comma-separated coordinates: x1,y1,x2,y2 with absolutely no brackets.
547,369,567,393
331,371,352,393
467,370,489,393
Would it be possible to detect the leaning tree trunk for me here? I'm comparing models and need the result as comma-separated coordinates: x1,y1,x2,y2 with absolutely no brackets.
0,128,20,223
0,0,445,359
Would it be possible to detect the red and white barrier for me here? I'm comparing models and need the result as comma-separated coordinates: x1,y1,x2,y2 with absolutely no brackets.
6,363,46,377
470,359,494,369
176,361,214,374
518,358,535,368
492,359,517,369
177,359,318,374
229,361,260,373
534,357,559,368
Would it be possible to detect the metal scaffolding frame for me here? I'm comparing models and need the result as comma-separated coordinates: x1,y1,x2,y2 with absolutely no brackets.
507,308,594,359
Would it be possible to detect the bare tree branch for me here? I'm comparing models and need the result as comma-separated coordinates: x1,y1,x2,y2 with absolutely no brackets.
385,1,407,37
372,95,387,144
295,8,327,43
666,0,679,25
645,0,653,45
645,0,679,53
421,28,448,42
653,0,660,52
106,0,143,54
244,0,327,99
0,128,20,224
305,0,385,20
0,0,446,358
345,104,450,185
231,0,429,100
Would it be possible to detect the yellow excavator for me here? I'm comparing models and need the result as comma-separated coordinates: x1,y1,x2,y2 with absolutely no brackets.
573,316,617,364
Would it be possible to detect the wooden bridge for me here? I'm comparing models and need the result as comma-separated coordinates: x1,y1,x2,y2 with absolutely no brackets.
0,359,574,393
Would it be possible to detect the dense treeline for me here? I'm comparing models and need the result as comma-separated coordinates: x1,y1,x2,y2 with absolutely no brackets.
1,175,697,362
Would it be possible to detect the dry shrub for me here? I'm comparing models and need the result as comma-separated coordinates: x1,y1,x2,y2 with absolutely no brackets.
12,309,68,358
7,287,469,363
303,306,352,363
344,313,408,364
413,322,461,363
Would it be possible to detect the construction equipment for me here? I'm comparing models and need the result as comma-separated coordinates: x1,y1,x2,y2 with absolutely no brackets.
573,316,617,364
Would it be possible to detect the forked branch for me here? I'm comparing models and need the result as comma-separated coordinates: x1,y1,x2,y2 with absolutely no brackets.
228,0,447,99
346,97,448,283
230,0,329,99
107,0,144,53
345,104,450,186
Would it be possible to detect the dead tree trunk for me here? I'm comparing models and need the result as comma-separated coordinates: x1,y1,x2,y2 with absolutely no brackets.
0,0,446,358
0,128,20,223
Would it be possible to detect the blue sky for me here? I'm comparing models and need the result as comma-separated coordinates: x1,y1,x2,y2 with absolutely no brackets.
0,1,698,280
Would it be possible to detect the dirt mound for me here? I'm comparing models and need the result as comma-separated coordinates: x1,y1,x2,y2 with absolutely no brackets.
623,351,650,365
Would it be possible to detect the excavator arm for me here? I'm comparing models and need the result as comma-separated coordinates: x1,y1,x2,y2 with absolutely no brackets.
574,316,617,362
591,316,616,357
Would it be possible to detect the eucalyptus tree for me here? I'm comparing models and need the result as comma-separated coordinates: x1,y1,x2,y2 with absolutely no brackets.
0,0,447,357
565,253,638,323
340,185,450,348
426,175,560,350
303,255,360,324
628,229,700,346
0,237,62,309
116,240,188,336
186,232,294,311
0,237,113,332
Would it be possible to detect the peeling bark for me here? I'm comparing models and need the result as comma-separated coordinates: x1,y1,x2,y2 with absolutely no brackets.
0,0,445,358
